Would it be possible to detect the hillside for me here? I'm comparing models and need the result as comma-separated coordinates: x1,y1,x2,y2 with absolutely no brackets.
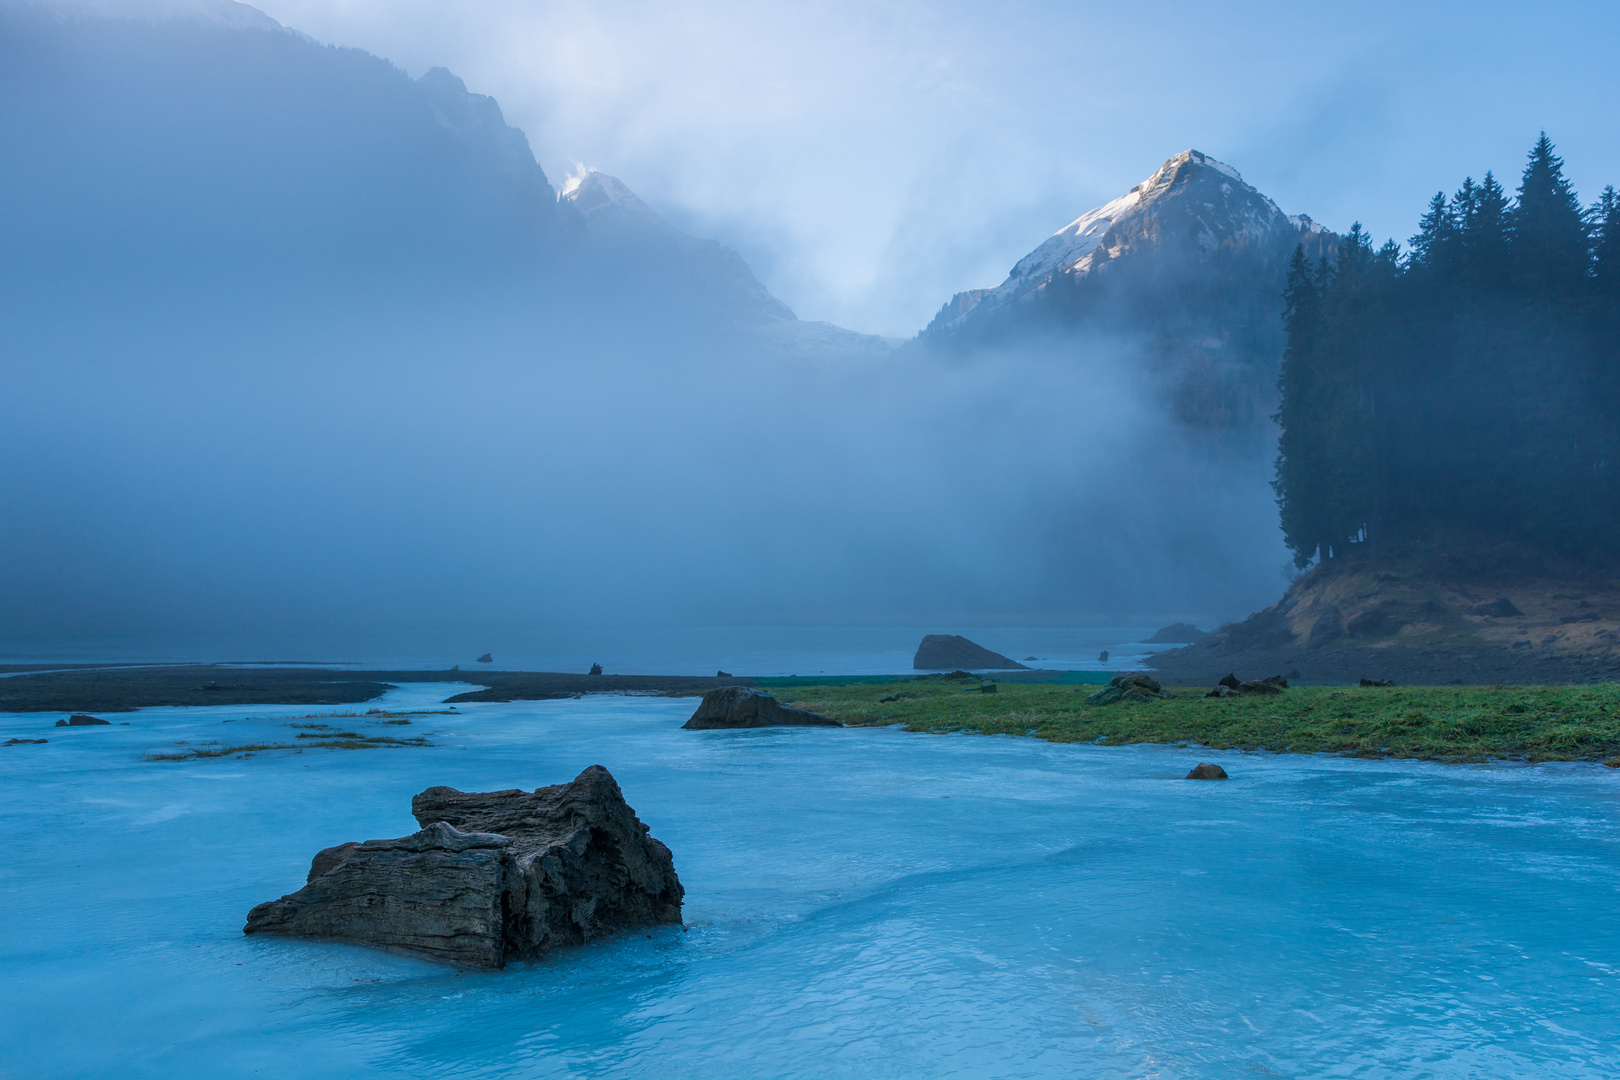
1148,556,1620,686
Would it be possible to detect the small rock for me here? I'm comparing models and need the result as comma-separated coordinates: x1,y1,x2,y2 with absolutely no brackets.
476,653,493,663
979,682,997,693
682,687,841,729
1097,650,1109,663
1474,597,1524,618
715,670,732,678
1560,612,1600,624
1186,763,1229,780
56,714,111,727
1204,685,1239,698
1023,656,1040,661
1359,678,1395,687
1218,673,1242,690
589,663,603,675
1604,758,1620,769
1238,679,1281,694
5,738,48,745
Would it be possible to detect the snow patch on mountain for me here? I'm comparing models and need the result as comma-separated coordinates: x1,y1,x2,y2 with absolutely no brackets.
931,150,1320,334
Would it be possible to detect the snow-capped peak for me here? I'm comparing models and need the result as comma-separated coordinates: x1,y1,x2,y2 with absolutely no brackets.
558,168,668,230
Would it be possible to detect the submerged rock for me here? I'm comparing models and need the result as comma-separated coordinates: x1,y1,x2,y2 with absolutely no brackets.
55,714,110,727
682,687,841,729
912,634,1029,670
244,766,683,968
5,737,48,745
1186,763,1229,780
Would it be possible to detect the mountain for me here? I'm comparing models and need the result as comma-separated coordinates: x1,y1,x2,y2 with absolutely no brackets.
559,169,797,323
558,169,897,358
918,150,1335,431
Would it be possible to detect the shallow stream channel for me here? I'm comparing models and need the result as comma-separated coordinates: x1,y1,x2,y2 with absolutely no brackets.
4,684,1619,1078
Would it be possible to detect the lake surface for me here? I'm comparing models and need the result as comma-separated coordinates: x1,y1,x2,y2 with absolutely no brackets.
4,685,1619,1078
0,625,1173,675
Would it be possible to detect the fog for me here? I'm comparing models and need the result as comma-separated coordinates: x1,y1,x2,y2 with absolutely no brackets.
1,1,1288,642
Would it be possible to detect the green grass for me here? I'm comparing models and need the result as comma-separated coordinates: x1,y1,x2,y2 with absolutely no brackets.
758,679,1620,763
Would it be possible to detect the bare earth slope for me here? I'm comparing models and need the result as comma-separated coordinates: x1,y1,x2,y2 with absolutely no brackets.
1149,561,1620,686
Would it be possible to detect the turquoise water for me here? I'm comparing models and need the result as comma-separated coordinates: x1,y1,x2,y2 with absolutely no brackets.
3,685,1619,1078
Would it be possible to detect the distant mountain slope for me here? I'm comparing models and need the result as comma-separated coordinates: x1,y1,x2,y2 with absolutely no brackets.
918,151,1335,431
0,0,878,344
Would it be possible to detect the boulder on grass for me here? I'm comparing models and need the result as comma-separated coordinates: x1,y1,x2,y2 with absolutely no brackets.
682,687,841,729
1186,763,1229,780
245,766,683,968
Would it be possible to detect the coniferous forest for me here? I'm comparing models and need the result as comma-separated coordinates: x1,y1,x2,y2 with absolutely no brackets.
1273,135,1620,572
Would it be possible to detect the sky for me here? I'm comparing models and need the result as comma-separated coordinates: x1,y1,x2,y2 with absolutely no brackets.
251,0,1620,337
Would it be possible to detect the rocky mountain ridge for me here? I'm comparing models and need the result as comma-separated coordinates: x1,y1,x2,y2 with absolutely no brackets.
917,150,1336,433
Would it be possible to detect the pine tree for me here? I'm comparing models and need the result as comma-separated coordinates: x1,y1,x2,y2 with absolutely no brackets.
1409,192,1455,269
1458,172,1509,286
1591,185,1620,295
1511,133,1588,296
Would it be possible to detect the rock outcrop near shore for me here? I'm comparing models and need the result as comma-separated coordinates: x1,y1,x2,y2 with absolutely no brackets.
682,687,841,729
913,635,1029,670
244,766,683,967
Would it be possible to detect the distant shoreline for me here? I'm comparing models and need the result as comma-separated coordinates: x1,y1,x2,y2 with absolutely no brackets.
0,665,757,714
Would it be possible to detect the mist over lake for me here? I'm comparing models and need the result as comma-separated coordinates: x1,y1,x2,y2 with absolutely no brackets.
6,2,1620,1078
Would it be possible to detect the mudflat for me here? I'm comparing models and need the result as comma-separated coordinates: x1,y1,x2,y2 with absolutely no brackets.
0,666,753,714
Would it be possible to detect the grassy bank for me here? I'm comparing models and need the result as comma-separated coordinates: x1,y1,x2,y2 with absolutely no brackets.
757,678,1620,763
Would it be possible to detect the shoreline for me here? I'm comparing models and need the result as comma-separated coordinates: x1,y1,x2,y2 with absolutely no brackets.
0,664,755,714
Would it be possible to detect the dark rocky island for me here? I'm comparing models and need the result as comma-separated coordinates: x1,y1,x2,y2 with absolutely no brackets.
1142,623,1207,644
682,687,841,729
912,635,1029,671
244,766,683,968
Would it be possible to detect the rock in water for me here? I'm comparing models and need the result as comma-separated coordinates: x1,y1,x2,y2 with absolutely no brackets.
56,714,111,727
1097,650,1109,663
912,634,1030,670
682,687,841,729
244,822,512,966
244,766,684,968
1142,623,1208,644
476,653,493,663
1186,763,1229,780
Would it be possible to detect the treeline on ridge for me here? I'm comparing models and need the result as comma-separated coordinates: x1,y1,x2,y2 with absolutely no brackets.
1273,134,1620,572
